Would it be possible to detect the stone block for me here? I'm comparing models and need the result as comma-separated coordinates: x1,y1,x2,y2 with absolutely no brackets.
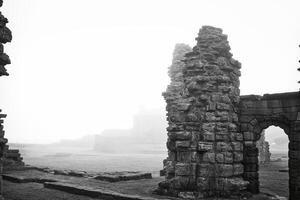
228,123,238,132
202,152,215,163
168,151,176,161
216,142,232,152
197,164,215,177
215,122,228,132
197,177,210,191
240,123,248,132
177,151,191,163
172,176,197,190
233,164,244,175
215,134,229,141
244,132,254,141
244,141,255,147
202,131,215,141
198,142,213,152
216,103,230,111
165,161,175,174
169,131,192,140
202,123,216,132
289,141,300,151
233,152,243,162
216,111,230,122
167,139,176,151
216,164,233,177
289,132,300,142
206,102,216,111
231,142,243,151
205,112,220,121
175,163,197,176
186,113,199,122
289,150,300,159
293,121,300,131
176,141,190,148
239,115,253,123
243,172,258,180
216,153,224,163
177,102,191,111
236,133,243,141
243,156,258,164
178,192,196,199
224,152,233,164
244,164,258,172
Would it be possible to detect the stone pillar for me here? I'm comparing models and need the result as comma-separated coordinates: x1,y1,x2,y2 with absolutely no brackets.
0,0,12,199
243,141,259,193
158,26,248,199
160,43,192,181
289,121,300,200
256,130,271,164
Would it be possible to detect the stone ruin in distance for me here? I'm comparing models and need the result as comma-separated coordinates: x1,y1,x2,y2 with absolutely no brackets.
157,26,300,200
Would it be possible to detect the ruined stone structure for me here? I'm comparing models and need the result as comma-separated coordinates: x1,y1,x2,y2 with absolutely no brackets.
3,145,24,169
159,26,300,200
0,0,12,199
240,92,300,199
159,26,247,199
256,130,271,164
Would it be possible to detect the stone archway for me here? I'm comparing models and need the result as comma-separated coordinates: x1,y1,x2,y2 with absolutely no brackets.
239,92,300,199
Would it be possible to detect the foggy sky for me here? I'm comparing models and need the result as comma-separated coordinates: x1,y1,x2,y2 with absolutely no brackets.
0,0,299,143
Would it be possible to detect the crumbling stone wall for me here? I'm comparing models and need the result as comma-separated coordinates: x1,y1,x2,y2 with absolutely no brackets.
3,145,24,169
0,0,12,199
240,92,300,199
158,26,248,199
159,26,300,200
256,130,271,164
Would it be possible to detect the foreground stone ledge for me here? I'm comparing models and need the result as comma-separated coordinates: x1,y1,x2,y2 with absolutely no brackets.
3,174,57,183
94,172,152,182
44,182,171,200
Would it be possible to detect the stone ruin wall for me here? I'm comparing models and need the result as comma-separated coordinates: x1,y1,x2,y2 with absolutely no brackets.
0,0,13,198
256,130,271,164
158,26,248,199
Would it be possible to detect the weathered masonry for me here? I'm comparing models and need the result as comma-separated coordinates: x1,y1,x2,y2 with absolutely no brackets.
240,92,300,199
158,26,300,199
0,0,12,199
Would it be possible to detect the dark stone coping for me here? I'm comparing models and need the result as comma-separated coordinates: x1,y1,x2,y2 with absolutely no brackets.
241,91,300,101
44,182,171,200
94,172,152,182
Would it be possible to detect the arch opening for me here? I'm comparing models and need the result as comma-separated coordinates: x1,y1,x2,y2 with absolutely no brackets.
256,126,289,198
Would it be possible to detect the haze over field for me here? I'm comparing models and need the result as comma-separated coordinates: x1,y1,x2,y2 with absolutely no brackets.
0,0,299,144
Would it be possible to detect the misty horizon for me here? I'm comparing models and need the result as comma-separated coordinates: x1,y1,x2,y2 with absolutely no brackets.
0,0,299,144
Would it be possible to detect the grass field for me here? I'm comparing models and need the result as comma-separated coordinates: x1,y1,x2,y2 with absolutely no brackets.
12,144,289,198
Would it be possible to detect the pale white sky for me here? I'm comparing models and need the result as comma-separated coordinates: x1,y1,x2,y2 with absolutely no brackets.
0,0,299,143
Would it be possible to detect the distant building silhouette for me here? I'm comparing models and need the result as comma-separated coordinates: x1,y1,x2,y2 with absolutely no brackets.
94,108,168,153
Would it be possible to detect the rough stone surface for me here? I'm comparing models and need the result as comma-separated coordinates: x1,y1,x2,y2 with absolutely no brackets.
0,2,15,199
159,26,300,199
256,130,271,164
94,172,152,182
3,146,25,169
240,92,300,199
159,26,247,198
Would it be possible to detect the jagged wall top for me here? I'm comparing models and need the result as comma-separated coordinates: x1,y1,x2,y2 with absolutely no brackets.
168,43,191,82
0,0,12,76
